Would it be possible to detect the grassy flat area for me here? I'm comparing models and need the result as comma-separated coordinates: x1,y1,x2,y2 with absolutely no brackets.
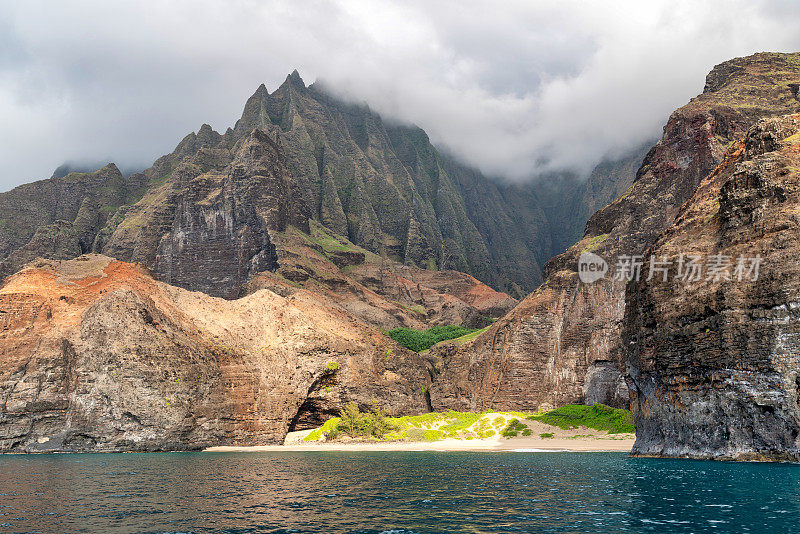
529,404,634,434
444,325,490,345
388,325,482,353
417,325,490,355
302,404,634,443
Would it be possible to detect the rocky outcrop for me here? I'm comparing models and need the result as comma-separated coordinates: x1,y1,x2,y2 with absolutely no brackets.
99,127,308,299
624,114,800,461
0,164,147,277
430,52,800,412
244,220,516,331
0,255,430,452
351,263,518,319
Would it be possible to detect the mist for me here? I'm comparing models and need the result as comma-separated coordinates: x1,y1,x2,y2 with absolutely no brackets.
2,0,800,190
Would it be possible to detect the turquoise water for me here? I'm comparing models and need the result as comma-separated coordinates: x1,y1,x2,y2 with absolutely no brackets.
1,451,799,533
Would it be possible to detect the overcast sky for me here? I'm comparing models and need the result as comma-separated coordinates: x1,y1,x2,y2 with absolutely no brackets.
2,0,800,190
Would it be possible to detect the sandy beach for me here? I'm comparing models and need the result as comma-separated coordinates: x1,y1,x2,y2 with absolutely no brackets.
205,420,635,453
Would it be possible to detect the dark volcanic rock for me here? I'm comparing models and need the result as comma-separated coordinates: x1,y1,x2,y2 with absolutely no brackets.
0,164,147,277
101,128,308,299
624,114,800,461
430,52,800,412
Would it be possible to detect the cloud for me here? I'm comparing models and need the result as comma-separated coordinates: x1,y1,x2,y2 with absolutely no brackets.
1,0,800,190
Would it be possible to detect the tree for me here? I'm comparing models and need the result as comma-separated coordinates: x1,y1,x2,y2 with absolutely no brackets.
365,400,394,438
338,402,363,437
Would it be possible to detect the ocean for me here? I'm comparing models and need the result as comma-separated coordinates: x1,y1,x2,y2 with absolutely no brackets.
1,451,798,533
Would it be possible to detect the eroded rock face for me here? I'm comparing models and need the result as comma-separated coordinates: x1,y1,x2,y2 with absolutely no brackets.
98,128,309,299
241,220,516,332
0,164,147,277
430,52,800,412
0,255,430,452
624,115,800,461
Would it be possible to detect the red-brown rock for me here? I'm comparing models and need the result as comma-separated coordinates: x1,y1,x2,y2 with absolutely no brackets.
0,255,430,452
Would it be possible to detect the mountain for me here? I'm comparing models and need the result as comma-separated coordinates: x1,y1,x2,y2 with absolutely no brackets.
51,162,145,179
0,68,654,452
220,72,548,296
624,113,800,461
428,52,800,412
518,142,654,259
3,72,645,300
0,73,544,452
0,255,430,452
0,164,149,274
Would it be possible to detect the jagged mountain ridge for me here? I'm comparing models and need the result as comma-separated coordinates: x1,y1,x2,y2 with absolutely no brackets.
0,81,521,339
0,71,645,300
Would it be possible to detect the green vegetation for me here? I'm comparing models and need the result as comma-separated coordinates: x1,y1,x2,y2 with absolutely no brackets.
300,220,375,258
785,131,800,145
417,325,490,355
302,409,524,442
582,233,609,252
391,301,426,316
301,405,635,443
526,404,635,434
302,417,341,441
500,418,528,438
388,325,480,352
328,401,397,439
408,428,444,442
337,402,363,437
446,325,490,346
439,412,482,432
326,361,340,372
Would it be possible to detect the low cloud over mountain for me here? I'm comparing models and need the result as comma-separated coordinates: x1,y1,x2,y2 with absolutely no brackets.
2,0,800,189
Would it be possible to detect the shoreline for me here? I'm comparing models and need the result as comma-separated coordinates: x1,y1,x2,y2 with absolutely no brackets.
204,434,635,453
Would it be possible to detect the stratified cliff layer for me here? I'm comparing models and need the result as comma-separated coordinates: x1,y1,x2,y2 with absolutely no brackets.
0,255,430,452
624,114,800,461
430,52,800,412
